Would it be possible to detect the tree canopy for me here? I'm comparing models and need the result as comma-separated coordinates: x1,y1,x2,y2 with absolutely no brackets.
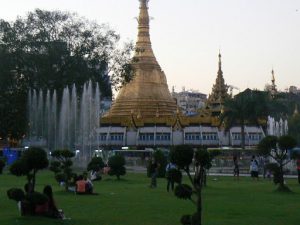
220,89,269,149
0,9,133,139
10,147,49,191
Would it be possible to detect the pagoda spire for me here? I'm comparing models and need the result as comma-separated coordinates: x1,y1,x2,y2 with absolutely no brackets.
271,68,275,86
134,0,157,65
218,50,223,78
270,68,277,97
208,51,229,105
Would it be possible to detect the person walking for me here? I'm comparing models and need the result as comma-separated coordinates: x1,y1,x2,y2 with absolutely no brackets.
149,159,159,188
250,155,259,180
233,155,239,180
165,161,176,192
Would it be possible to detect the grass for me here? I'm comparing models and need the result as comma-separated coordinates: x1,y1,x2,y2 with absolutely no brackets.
1,170,300,225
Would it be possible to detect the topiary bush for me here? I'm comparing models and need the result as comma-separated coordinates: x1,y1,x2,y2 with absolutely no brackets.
49,149,75,191
87,156,105,172
9,147,49,192
108,154,126,180
175,184,193,200
7,188,25,202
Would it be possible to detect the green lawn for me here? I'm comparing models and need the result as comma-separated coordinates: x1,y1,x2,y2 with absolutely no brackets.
1,170,299,225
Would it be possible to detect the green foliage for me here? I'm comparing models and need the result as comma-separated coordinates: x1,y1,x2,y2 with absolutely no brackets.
258,135,296,191
221,89,269,149
175,184,193,200
22,147,49,171
10,160,29,177
153,149,167,177
266,163,281,184
288,112,300,145
7,188,25,202
49,149,75,190
0,9,134,139
278,135,297,151
87,157,105,172
9,147,48,191
170,145,194,170
257,136,278,156
108,155,126,180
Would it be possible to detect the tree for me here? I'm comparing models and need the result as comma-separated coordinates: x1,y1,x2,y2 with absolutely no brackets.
10,147,49,191
169,145,218,225
108,155,126,180
0,9,133,140
257,135,297,191
87,156,105,173
220,89,268,149
49,149,75,191
288,111,300,145
147,149,167,178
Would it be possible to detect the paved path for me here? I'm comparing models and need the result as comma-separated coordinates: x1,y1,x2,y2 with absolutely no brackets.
126,166,298,178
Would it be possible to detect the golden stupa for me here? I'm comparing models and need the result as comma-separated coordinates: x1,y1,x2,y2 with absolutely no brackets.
101,0,177,126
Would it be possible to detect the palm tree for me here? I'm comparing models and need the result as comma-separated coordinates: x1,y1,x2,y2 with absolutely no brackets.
220,89,268,149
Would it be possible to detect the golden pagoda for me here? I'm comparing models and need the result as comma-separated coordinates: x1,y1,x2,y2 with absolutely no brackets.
101,0,177,126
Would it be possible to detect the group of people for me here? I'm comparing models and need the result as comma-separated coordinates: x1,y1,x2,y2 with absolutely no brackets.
149,158,177,192
233,155,263,180
19,184,64,219
75,175,94,194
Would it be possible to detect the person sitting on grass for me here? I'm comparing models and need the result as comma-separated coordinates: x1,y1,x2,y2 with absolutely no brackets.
35,185,64,219
83,173,93,194
76,175,87,194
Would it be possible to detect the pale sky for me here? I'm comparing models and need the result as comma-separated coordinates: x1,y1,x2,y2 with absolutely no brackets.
1,0,300,95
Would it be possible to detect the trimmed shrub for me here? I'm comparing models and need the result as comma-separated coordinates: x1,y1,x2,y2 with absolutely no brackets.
108,155,126,180
87,157,105,172
175,184,193,200
7,188,25,202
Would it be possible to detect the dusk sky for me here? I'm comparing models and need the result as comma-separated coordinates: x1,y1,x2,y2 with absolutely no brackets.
1,0,299,95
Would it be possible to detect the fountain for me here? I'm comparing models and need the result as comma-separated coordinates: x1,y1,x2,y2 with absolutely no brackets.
25,80,102,166
267,116,288,137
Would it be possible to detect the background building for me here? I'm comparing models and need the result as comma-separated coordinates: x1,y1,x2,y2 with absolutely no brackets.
172,87,207,116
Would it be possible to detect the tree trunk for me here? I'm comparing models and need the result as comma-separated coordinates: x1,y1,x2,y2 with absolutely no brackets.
279,164,285,189
195,188,202,225
32,170,36,192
